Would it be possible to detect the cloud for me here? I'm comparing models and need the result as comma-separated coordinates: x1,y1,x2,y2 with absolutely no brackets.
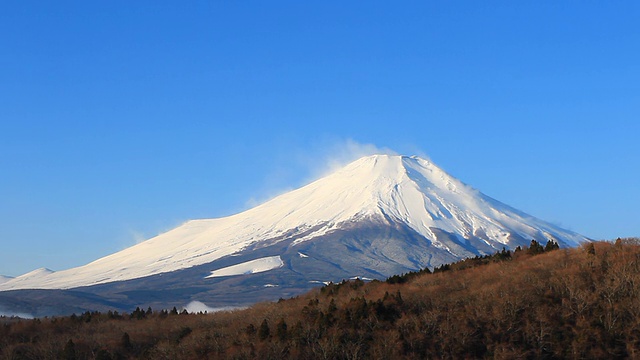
118,219,190,250
309,138,397,178
130,230,147,244
0,308,34,319
242,138,397,210
183,301,244,314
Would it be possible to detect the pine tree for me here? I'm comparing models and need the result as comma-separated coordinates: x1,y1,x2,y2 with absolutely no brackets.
328,298,338,313
121,332,132,350
259,319,270,340
527,240,544,255
95,349,112,360
62,339,76,360
276,318,288,341
544,240,560,252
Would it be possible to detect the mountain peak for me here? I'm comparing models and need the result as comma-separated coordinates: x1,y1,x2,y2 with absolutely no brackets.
329,154,461,200
342,153,421,169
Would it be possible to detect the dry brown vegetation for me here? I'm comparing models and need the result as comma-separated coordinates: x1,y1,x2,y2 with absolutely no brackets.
2,239,640,359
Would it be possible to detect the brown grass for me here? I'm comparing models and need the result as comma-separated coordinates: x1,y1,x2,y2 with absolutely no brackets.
2,239,640,359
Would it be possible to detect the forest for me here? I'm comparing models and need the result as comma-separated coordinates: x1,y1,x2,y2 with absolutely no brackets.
2,238,640,360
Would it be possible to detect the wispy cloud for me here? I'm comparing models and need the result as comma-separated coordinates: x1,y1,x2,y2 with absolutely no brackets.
130,230,147,245
118,220,189,249
307,138,397,179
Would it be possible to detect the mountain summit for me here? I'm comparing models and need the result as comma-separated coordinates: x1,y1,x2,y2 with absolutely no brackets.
0,155,589,314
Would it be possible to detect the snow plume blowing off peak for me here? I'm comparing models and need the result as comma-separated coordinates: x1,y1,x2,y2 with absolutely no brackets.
313,139,398,177
243,139,394,209
0,154,590,292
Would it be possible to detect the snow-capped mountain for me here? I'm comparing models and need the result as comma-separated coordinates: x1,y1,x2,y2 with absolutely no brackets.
0,154,591,316
0,154,587,293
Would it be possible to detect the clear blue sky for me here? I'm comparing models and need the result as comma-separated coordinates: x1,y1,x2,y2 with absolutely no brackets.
1,2,638,277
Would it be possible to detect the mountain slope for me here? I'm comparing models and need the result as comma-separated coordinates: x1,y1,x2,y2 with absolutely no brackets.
0,155,588,292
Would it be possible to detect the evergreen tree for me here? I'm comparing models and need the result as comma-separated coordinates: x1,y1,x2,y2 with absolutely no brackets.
62,339,76,360
394,290,404,306
276,318,288,341
95,349,112,360
121,332,132,350
258,319,270,340
527,239,544,255
328,298,338,313
131,307,145,320
544,240,560,252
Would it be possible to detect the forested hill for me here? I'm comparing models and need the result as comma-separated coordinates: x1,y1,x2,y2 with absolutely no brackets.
3,239,640,360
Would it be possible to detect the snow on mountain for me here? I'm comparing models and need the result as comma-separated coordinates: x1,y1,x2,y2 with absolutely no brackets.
0,154,589,291
206,256,284,278
0,275,14,285
10,268,54,282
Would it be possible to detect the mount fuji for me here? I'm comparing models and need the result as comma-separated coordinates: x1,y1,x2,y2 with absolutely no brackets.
0,155,589,316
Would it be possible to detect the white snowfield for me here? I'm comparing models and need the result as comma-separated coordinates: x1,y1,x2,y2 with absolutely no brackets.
0,275,15,285
205,256,284,278
0,154,589,291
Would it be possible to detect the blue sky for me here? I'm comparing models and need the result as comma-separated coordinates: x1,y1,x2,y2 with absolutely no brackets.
1,2,638,277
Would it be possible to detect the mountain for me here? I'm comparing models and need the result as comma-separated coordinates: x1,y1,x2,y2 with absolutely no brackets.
0,155,589,316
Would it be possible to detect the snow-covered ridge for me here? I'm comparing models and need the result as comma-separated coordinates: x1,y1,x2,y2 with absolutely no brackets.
0,154,589,291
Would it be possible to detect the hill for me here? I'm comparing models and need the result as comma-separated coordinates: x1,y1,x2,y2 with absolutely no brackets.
2,239,637,359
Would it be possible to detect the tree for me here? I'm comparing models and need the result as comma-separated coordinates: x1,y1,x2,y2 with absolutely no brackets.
121,332,132,350
497,247,512,260
246,323,256,335
528,240,544,255
328,299,338,313
259,319,270,340
62,339,76,360
131,307,145,320
544,240,560,252
276,318,288,341
95,349,112,360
